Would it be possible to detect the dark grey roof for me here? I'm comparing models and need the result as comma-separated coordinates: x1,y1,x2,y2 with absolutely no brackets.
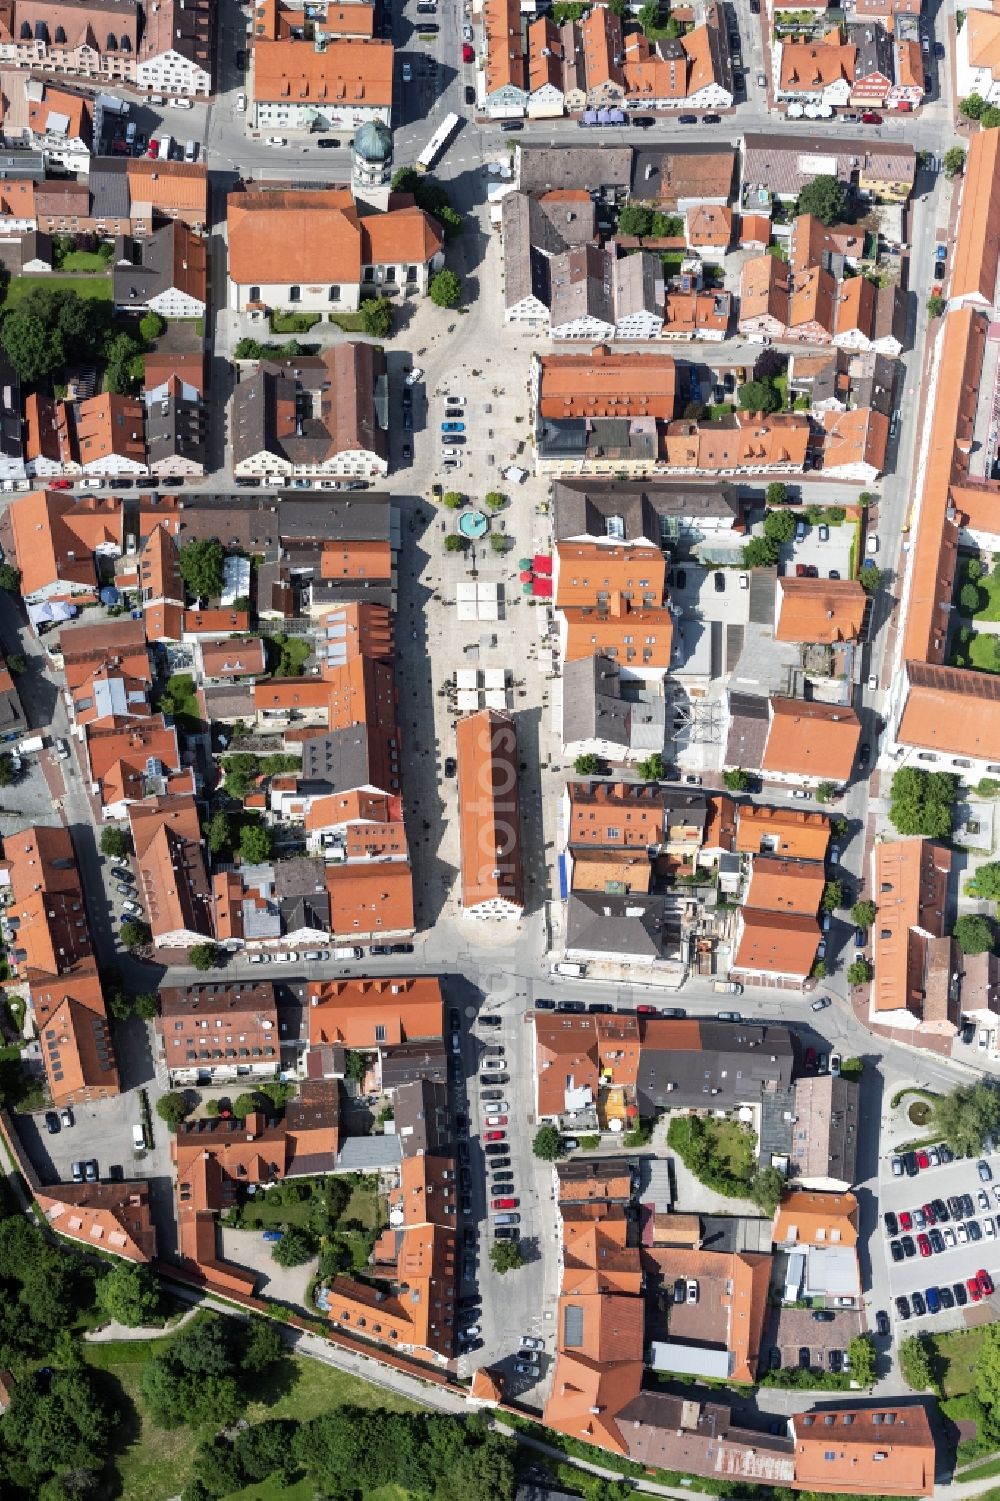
553,478,738,543
300,724,377,790
790,1073,859,1186
337,1135,402,1170
0,149,45,181
501,189,597,316
231,367,272,469
549,244,615,331
173,495,281,554
0,675,26,738
379,1040,448,1088
585,420,657,463
565,891,665,960
630,144,736,207
537,419,588,458
280,494,393,546
0,229,51,275
849,349,896,416
562,654,631,750
0,354,23,465
89,157,130,218
636,1021,794,1115
725,691,769,770
392,1077,452,1157
742,133,915,199
874,283,906,348
614,249,664,322
202,683,256,720
517,144,632,194
848,21,893,82
307,578,393,609
145,388,206,473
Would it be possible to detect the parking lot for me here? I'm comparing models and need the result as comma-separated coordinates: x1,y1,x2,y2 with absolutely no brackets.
879,1145,1000,1333
763,1305,862,1375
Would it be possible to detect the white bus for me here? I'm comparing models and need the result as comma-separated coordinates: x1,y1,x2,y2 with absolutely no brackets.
416,111,460,174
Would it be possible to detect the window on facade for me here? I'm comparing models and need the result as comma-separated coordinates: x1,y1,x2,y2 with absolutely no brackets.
375,1024,386,1042
289,285,301,302
329,285,340,301
249,285,260,302
407,264,418,282
385,265,396,283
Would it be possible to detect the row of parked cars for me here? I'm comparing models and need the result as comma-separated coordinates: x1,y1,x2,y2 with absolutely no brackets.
896,1269,994,1322
885,1186,1000,1263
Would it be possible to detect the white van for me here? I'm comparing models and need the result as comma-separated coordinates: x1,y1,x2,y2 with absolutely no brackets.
334,945,363,960
157,134,172,160
132,1124,146,1151
125,120,137,146
184,139,197,162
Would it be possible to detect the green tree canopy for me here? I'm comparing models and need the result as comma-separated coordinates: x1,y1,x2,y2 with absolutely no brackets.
119,919,150,952
888,768,957,839
927,293,946,319
955,913,995,955
637,752,666,782
847,958,872,986
532,1124,564,1161
763,508,796,543
742,537,779,568
189,943,219,972
765,481,789,506
178,538,226,601
972,861,1000,899
962,92,986,119
0,562,20,593
156,1091,191,1130
851,899,876,929
617,203,653,238
961,582,982,613
271,1227,316,1267
749,1166,785,1217
429,270,462,308
797,174,848,225
489,1239,525,1274
573,754,600,776
360,296,393,338
899,1333,935,1391
934,1081,1000,1157
99,827,132,858
859,562,883,593
138,310,166,342
96,1262,160,1328
444,534,465,553
944,146,968,178
737,379,780,414
848,1334,876,1387
822,880,843,912
205,809,233,855
142,1317,243,1430
815,780,836,804
723,768,749,791
239,821,272,865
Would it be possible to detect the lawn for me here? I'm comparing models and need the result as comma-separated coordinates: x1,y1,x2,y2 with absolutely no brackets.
931,1326,985,1398
974,575,1000,622
270,311,321,335
969,633,1000,674
329,309,368,332
85,1340,418,1501
344,1176,386,1231
2,273,112,307
58,250,112,272
710,1119,756,1179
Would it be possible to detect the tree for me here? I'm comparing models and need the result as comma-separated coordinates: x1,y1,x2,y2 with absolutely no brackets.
822,880,843,912
961,582,982,613
617,203,653,238
442,490,463,509
134,992,159,1020
189,943,219,972
242,1317,285,1374
223,752,260,800
96,1262,159,1327
763,508,796,543
765,481,789,507
0,753,16,787
851,899,877,929
944,146,968,179
271,1227,316,1267
977,1323,1000,1413
797,175,847,226
178,538,226,601
935,1081,1000,1158
138,310,165,343
0,562,20,593
489,1239,524,1274
444,534,464,553
955,913,995,955
859,563,883,593
637,752,666,782
847,958,872,986
345,1049,368,1084
723,768,750,792
360,296,393,338
738,379,780,414
962,91,986,119
119,919,150,952
971,861,1000,899
6,652,25,675
156,1091,191,1130
142,1317,243,1429
742,536,779,568
205,809,233,855
899,1333,935,1392
573,754,601,776
749,1165,784,1216
983,105,1000,129
103,331,144,394
429,270,462,308
99,827,132,859
848,1334,876,1387
1,306,64,381
927,293,946,319
532,1124,564,1161
888,767,957,839
815,781,836,804
489,532,506,555
484,491,505,511
239,821,272,864
437,1432,516,1501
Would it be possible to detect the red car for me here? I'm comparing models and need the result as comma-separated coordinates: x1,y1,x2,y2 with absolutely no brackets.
979,1269,995,1296
483,1129,506,1143
637,1004,658,1014
917,1150,930,1170
917,1233,931,1257
462,41,474,61
48,477,73,490
795,563,808,577
899,1211,913,1231
969,1276,983,1302
922,1203,936,1225
861,110,883,124
147,140,160,157
491,1197,518,1210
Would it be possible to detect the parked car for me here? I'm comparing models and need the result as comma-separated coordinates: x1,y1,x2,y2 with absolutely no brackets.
875,1310,890,1337
263,1229,283,1243
60,1108,74,1128
44,1111,60,1134
980,1160,994,1182
895,1295,911,1320
925,1287,941,1315
884,1211,899,1236
686,1279,698,1304
980,1269,995,1295
954,1280,969,1307
911,1291,927,1316
491,1197,518,1210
